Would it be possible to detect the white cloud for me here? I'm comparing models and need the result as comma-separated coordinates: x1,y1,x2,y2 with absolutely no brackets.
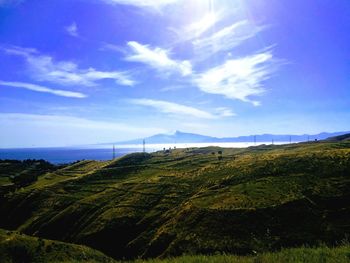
65,22,79,37
214,107,236,117
169,11,224,43
0,113,158,132
187,12,221,38
193,20,261,59
129,98,234,119
160,85,186,92
2,46,135,86
0,113,166,147
0,81,86,98
194,52,274,106
100,43,126,54
125,41,192,76
102,0,179,9
2,45,37,56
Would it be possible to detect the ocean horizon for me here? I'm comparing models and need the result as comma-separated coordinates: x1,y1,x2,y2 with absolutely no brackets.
0,141,292,164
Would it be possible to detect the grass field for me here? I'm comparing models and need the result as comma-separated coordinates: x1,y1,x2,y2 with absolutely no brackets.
0,228,114,263
0,140,349,261
1,228,349,262
131,245,350,263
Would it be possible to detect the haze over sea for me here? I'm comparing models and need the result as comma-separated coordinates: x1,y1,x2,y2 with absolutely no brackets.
0,142,290,164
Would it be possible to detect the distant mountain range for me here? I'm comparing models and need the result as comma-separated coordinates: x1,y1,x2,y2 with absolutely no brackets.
326,133,350,142
115,130,350,145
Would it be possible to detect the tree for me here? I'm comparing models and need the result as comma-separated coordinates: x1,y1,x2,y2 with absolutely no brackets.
218,151,223,161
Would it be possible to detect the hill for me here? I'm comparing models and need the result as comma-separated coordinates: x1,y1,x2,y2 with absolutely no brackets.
326,133,350,142
132,245,350,263
1,228,349,263
0,141,350,260
0,228,115,262
0,159,60,194
116,130,350,144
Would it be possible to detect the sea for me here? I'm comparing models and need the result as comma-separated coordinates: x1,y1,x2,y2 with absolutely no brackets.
0,142,290,164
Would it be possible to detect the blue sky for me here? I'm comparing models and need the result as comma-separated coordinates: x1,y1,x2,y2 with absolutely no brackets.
0,0,349,147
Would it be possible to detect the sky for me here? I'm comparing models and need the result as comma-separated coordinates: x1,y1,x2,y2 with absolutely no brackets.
0,0,349,147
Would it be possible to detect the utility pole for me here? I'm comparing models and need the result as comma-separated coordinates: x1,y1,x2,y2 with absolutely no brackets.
254,135,256,145
112,144,115,159
143,139,145,153
272,138,274,145
289,136,292,144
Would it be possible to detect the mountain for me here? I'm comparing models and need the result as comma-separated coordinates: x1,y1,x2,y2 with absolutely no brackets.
116,130,350,144
117,130,217,144
325,133,350,142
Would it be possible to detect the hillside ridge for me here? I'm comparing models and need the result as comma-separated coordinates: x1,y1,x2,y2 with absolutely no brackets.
0,141,350,260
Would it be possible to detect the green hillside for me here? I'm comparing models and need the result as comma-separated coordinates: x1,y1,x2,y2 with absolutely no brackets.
1,228,349,263
0,228,115,263
0,141,350,260
326,133,350,142
131,245,350,263
0,159,59,192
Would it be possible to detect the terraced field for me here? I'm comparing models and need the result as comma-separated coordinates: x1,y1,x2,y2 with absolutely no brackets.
0,141,350,261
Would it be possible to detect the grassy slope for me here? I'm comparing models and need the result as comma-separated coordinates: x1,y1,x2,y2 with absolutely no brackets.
0,159,59,189
0,228,115,263
0,141,349,260
326,133,350,142
1,228,349,263
132,245,350,263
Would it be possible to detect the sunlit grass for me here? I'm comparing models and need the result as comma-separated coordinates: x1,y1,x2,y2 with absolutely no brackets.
130,245,350,263
1,141,350,260
0,229,115,263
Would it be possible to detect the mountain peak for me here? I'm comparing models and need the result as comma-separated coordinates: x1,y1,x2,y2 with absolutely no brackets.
115,131,350,145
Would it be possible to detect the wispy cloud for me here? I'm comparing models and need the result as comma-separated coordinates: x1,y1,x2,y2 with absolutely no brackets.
100,42,126,54
129,98,234,119
0,81,86,98
3,45,37,56
2,45,135,86
101,0,179,9
214,107,236,117
0,113,166,147
0,113,161,133
160,85,186,92
65,22,79,37
187,12,222,38
125,41,192,76
194,52,274,106
193,20,262,60
169,10,224,43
